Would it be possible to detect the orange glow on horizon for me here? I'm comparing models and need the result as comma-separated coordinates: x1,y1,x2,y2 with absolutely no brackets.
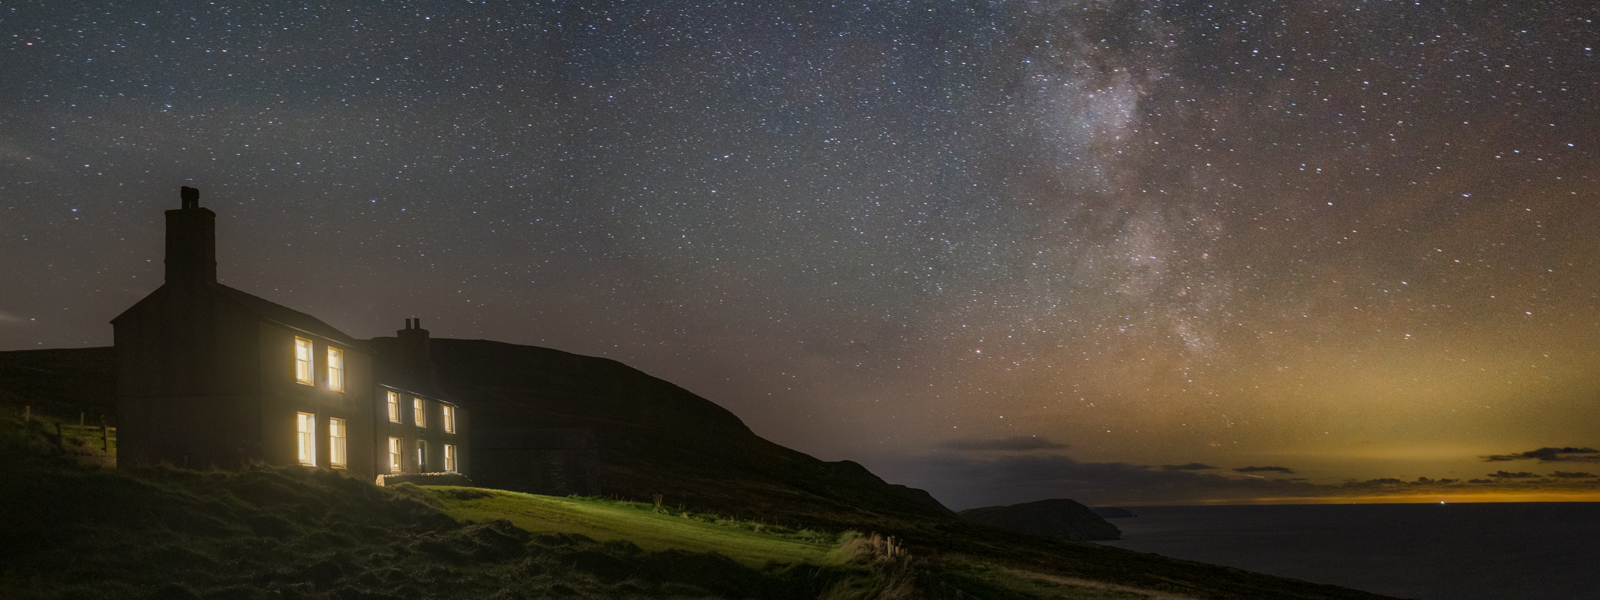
1150,492,1600,506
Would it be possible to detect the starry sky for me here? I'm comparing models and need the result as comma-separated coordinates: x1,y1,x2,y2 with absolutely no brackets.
3,1,1598,507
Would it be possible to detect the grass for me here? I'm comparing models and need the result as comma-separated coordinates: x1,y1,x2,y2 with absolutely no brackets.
412,486,854,568
0,415,923,600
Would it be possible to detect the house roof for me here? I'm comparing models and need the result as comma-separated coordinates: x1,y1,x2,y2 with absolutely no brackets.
210,284,366,349
376,383,458,406
113,280,366,351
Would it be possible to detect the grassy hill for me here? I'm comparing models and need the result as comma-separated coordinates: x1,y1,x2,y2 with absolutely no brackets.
376,337,955,531
0,345,1401,599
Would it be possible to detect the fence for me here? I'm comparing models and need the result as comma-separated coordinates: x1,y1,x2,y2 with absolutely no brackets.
18,405,117,453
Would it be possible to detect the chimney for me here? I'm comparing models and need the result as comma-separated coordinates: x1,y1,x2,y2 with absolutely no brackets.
165,186,217,283
396,317,438,389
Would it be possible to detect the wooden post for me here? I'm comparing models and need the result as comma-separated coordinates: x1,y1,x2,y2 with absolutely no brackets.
102,424,110,452
80,412,85,426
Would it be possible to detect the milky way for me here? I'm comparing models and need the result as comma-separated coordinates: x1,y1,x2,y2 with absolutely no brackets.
3,1,1597,506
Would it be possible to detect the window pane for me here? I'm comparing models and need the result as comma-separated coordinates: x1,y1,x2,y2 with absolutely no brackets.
329,418,347,467
386,391,400,422
294,338,313,384
416,440,427,471
388,437,402,472
327,348,344,391
296,412,316,466
413,398,426,428
444,444,456,472
442,406,455,433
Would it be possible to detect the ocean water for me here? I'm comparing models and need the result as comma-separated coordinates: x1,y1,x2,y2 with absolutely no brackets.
1094,503,1600,600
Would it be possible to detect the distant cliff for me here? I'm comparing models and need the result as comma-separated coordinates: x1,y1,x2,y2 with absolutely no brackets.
959,498,1122,541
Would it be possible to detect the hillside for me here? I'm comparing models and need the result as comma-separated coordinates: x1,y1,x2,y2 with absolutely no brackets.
0,345,1401,599
377,337,954,530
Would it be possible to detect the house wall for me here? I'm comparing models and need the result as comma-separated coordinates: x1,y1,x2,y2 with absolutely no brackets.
114,283,264,469
257,321,376,481
373,388,467,478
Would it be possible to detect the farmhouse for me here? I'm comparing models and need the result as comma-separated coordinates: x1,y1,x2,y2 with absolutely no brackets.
112,187,468,482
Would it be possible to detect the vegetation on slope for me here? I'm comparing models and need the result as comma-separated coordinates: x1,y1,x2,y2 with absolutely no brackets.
412,487,851,567
0,417,916,600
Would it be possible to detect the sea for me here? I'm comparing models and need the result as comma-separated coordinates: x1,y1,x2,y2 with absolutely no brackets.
1093,503,1600,600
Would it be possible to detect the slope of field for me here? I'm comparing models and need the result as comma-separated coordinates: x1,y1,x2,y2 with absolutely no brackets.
412,486,851,568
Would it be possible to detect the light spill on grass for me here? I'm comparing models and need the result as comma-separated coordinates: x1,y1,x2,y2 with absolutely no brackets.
418,486,853,568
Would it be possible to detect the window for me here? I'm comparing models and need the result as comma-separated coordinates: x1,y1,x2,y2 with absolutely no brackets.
444,444,457,472
294,338,314,384
386,391,401,423
416,440,428,472
326,347,345,391
441,405,456,433
296,412,316,466
329,418,347,468
388,437,403,472
413,398,426,428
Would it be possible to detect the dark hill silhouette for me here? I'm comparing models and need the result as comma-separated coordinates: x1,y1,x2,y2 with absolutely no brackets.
960,498,1122,541
369,337,953,529
0,348,115,417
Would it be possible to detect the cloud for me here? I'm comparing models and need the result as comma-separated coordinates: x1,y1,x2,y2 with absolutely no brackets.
936,436,1067,452
1161,463,1218,471
1487,471,1540,479
1481,447,1600,463
1551,471,1596,479
1234,465,1296,474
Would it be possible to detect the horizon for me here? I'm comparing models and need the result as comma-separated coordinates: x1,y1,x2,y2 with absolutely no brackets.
3,1,1597,508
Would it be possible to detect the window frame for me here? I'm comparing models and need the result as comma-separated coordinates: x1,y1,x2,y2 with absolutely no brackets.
387,437,403,473
413,397,426,428
326,347,345,392
416,439,428,472
443,444,456,472
386,390,401,423
294,338,314,385
441,405,456,433
328,417,347,468
296,412,316,466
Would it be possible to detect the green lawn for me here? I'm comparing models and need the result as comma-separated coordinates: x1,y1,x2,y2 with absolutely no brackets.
416,486,855,568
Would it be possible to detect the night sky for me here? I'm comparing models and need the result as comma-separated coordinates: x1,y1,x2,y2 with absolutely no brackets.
3,1,1598,507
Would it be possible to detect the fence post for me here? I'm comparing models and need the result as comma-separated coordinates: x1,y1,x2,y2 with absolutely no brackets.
80,412,85,426
102,424,110,452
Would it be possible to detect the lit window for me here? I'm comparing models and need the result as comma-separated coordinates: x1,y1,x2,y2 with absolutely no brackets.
441,405,456,433
413,398,426,428
327,347,345,391
329,418,347,468
296,412,316,466
294,338,313,384
386,391,400,423
416,440,428,471
388,437,402,472
444,444,456,472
